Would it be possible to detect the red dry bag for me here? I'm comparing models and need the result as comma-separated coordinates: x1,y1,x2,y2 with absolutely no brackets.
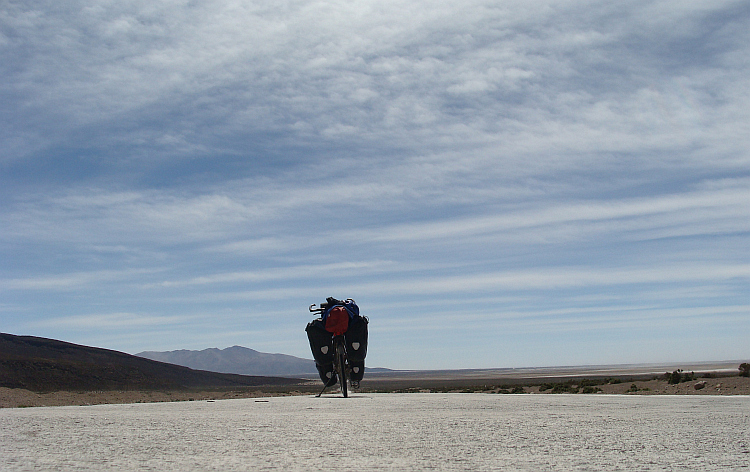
324,306,350,336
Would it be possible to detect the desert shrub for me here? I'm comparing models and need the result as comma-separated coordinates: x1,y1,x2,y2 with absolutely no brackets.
550,383,578,394
511,386,525,394
581,386,601,394
539,382,578,393
666,370,683,384
739,363,750,377
628,383,639,393
665,369,696,384
578,378,604,387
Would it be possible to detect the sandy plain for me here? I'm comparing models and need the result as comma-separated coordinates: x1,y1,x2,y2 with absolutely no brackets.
2,375,749,408
2,393,749,471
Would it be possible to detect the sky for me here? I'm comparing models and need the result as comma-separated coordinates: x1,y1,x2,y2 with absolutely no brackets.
1,0,749,370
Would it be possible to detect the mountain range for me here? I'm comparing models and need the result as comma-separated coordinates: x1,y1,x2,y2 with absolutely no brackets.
0,333,302,391
137,346,317,377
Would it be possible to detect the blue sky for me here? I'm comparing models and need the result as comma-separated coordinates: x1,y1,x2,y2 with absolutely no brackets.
1,0,749,370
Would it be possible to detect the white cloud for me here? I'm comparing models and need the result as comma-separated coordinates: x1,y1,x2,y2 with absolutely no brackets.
342,263,750,296
152,260,396,287
27,312,190,329
1,269,159,291
4,0,747,165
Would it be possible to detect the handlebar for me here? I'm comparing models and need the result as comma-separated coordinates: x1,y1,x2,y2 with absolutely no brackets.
309,298,355,315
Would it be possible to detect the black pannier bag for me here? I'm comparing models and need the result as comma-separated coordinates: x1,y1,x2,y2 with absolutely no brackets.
345,314,368,382
305,318,337,385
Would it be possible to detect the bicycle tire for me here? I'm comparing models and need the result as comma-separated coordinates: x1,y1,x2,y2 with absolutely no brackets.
336,340,348,398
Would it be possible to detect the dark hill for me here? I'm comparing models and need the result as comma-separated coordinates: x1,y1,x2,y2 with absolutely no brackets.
0,333,303,392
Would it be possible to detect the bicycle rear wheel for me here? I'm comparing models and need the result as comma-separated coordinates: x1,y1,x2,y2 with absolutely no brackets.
335,340,348,398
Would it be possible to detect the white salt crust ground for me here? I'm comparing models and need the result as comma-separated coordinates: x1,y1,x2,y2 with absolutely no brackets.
2,393,749,471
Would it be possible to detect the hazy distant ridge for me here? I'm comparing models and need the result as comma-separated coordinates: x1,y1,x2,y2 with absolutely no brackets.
137,346,318,377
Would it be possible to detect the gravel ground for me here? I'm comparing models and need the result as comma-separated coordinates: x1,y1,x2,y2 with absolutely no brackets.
2,393,749,471
0,387,309,408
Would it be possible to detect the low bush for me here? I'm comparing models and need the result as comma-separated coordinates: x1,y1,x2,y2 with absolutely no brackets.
578,378,604,387
665,369,695,384
539,380,600,394
550,383,578,394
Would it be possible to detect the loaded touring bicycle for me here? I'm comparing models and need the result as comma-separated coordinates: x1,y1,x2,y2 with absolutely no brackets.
306,298,368,397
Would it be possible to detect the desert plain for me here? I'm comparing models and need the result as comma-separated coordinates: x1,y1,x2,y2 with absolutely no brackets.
2,361,750,408
2,393,749,471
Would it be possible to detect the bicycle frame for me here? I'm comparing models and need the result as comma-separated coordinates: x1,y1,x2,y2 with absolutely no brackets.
333,335,349,398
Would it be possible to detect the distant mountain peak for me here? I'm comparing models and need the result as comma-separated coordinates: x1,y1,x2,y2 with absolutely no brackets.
224,345,259,353
136,346,316,377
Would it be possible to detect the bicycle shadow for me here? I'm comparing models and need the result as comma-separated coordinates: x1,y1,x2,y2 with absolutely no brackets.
313,393,372,399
